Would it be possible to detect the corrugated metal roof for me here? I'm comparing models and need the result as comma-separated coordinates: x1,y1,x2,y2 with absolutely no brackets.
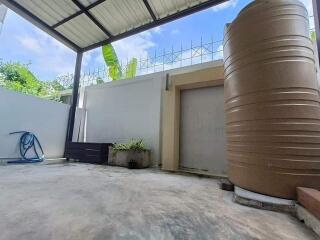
149,0,206,19
56,14,108,48
90,0,152,35
15,0,79,26
1,0,227,52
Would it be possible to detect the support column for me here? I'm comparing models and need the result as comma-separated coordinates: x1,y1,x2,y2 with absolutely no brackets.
66,52,83,144
313,0,320,66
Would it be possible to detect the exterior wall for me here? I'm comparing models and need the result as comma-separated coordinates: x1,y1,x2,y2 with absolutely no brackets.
82,61,223,167
0,87,70,159
161,61,225,173
83,74,164,166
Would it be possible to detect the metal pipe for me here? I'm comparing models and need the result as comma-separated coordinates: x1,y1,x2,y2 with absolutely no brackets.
65,52,83,146
313,0,320,67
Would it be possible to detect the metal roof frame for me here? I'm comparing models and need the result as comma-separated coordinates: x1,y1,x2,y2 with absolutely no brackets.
71,0,112,38
83,0,229,52
0,0,228,53
0,0,81,51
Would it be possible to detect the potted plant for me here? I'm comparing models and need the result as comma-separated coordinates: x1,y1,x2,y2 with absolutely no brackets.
108,139,150,169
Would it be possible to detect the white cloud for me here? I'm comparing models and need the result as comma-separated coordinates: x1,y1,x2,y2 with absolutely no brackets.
94,52,105,65
211,0,238,12
171,29,180,35
92,29,157,66
139,26,162,38
17,28,76,80
83,48,100,67
214,45,223,60
88,26,161,69
113,34,155,61
151,26,162,34
299,0,313,14
18,35,42,53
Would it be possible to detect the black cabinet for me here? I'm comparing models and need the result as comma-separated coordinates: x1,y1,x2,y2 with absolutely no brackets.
65,142,113,164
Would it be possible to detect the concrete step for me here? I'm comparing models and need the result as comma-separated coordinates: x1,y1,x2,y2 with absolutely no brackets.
297,187,320,220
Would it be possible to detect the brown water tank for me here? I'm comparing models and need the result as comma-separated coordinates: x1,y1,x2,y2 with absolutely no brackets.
224,0,320,199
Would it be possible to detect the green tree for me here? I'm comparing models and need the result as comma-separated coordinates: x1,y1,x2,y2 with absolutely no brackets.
50,80,66,91
102,44,137,81
96,76,104,84
0,60,59,99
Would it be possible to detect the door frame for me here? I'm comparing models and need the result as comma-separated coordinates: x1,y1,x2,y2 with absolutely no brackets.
161,62,224,172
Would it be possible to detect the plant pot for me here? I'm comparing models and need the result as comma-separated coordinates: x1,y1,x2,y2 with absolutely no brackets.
108,147,150,169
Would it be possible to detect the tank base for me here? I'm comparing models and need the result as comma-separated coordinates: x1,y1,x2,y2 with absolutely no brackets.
234,186,296,214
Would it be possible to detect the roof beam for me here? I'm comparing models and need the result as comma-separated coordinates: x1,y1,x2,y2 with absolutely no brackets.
71,0,112,38
65,52,82,145
83,0,228,52
52,0,107,29
142,0,157,21
0,0,81,52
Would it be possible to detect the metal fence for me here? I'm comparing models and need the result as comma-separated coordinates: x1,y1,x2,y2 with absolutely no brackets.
56,38,224,88
56,20,316,88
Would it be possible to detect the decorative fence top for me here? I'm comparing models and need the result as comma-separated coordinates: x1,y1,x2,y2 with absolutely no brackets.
56,38,224,88
56,21,316,88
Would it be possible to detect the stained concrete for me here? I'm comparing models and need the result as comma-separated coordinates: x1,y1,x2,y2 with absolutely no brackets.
297,205,320,237
0,163,317,240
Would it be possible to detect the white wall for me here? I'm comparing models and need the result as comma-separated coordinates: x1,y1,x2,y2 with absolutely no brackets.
82,61,224,167
83,74,164,166
0,87,70,159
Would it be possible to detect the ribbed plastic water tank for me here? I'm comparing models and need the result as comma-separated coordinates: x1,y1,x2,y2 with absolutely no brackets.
224,0,320,199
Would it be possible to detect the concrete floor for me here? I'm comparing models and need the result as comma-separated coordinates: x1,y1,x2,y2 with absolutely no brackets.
0,163,318,240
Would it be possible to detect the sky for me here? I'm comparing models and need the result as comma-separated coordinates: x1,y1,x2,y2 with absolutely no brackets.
0,0,315,81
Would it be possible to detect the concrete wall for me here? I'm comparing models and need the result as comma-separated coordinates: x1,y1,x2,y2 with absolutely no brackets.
82,60,225,168
83,74,164,166
0,87,70,159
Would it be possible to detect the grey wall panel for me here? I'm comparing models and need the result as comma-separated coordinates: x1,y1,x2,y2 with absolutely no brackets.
84,74,163,166
180,85,226,175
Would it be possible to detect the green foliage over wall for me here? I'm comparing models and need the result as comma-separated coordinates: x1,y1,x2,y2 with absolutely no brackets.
125,58,137,79
311,31,316,41
102,44,122,80
102,44,137,81
0,60,62,100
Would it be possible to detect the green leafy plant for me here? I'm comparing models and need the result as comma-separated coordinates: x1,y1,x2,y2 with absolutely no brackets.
125,58,137,79
102,44,122,80
102,44,137,81
113,139,147,154
0,60,61,100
